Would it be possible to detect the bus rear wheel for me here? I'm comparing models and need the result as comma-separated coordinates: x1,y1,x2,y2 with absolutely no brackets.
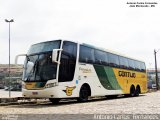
77,85,91,102
135,86,140,96
49,98,60,104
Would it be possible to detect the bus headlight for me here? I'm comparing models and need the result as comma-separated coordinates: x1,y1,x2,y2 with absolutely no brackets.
45,82,57,88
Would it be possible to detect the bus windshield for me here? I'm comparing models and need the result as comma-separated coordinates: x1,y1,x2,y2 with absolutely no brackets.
22,40,61,82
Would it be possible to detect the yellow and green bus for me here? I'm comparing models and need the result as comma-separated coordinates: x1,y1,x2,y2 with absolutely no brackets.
16,40,147,103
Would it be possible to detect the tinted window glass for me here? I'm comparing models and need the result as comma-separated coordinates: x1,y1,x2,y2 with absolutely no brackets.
28,40,61,55
23,52,57,81
140,62,146,72
119,56,129,69
79,45,95,64
108,53,119,67
128,59,135,70
94,50,108,65
134,61,141,71
59,41,77,82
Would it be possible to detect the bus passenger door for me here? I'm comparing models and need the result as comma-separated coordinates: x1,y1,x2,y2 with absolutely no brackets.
58,41,77,83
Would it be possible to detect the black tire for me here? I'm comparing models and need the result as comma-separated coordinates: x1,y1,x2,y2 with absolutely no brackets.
135,86,140,96
49,98,60,104
130,86,136,97
77,85,90,102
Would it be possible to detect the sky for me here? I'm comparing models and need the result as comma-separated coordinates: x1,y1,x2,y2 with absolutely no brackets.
0,0,160,68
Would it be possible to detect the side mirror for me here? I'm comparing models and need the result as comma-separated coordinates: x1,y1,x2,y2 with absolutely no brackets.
15,54,27,64
52,49,63,64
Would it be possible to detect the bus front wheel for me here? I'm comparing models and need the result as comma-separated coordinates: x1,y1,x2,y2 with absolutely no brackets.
77,84,91,102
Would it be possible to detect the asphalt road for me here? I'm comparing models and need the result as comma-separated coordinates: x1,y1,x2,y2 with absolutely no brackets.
0,91,160,115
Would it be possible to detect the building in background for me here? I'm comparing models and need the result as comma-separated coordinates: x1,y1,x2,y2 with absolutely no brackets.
0,64,22,73
147,68,160,89
0,64,23,90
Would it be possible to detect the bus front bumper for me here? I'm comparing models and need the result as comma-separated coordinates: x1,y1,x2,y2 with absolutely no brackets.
22,87,61,98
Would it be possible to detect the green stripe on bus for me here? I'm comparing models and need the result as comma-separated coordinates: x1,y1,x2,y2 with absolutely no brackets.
94,65,113,90
104,66,121,90
94,65,121,90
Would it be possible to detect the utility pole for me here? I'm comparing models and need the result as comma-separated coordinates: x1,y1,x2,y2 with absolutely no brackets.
5,19,14,97
154,49,159,90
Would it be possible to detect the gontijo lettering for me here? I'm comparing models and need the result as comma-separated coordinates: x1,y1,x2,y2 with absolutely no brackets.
118,71,136,78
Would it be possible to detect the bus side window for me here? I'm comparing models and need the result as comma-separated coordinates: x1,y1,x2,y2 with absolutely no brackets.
108,53,120,68
94,49,108,66
79,45,95,64
134,61,141,71
119,56,129,69
140,62,146,72
128,59,135,70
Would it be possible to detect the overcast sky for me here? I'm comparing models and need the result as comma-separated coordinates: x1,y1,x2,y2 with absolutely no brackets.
0,0,160,68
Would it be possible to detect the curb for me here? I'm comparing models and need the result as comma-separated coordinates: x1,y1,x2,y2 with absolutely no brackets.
0,101,37,106
0,97,18,103
0,97,49,106
0,97,31,106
